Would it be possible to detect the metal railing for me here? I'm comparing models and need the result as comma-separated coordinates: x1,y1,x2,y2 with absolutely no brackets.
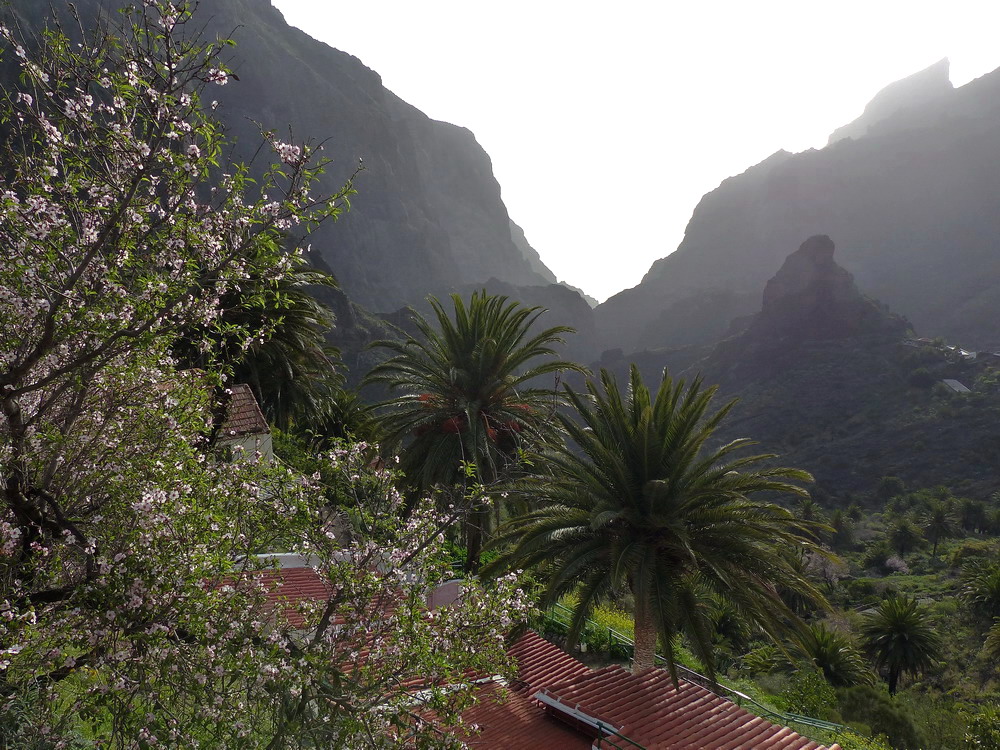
545,602,846,739
594,721,646,749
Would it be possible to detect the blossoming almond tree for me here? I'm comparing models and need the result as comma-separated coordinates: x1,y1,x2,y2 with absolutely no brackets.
0,3,527,746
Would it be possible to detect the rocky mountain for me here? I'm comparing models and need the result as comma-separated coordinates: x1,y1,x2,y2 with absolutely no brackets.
15,0,594,325
601,237,1000,498
596,58,1000,354
738,234,908,343
697,235,909,383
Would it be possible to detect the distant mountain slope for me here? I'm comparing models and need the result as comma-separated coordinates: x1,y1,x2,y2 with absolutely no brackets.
600,237,1000,498
828,58,953,144
596,60,1000,354
14,0,568,315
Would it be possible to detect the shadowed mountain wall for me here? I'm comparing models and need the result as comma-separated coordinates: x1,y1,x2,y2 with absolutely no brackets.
11,0,567,316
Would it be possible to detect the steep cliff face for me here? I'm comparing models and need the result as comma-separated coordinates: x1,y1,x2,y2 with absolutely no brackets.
596,61,1000,353
208,0,566,312
21,0,564,314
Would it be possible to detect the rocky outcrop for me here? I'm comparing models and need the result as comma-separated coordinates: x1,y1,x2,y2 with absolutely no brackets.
595,60,1000,353
662,239,1000,498
751,235,908,341
694,236,908,384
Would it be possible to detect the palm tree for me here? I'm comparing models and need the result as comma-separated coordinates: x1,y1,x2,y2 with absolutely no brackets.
795,496,826,523
178,262,345,432
229,266,344,431
961,561,1000,620
827,509,855,550
861,596,941,694
920,501,959,558
794,624,875,687
959,498,988,533
985,619,1000,662
887,517,924,557
484,365,825,676
366,291,583,572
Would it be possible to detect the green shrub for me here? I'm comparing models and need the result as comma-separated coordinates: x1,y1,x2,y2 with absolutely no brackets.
779,667,838,719
965,702,1000,749
908,368,936,389
951,540,1000,569
836,685,927,750
878,476,908,499
836,729,894,750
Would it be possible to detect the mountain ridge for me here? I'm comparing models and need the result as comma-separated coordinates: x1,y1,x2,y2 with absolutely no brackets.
595,60,1000,355
10,0,583,318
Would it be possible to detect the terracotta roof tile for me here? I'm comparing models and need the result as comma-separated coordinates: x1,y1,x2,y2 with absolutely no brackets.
461,683,590,749
220,384,270,437
465,631,842,749
541,664,837,750
254,567,333,628
506,630,591,694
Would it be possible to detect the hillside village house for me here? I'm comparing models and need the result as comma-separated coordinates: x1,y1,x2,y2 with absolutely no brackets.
217,383,274,461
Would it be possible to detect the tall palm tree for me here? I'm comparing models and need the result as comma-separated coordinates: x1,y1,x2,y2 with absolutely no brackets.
887,517,924,557
366,291,584,572
861,596,942,694
229,266,345,431
920,501,959,558
484,365,825,676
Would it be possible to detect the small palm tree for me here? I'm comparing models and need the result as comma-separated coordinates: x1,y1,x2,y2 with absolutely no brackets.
485,365,825,676
861,596,941,694
795,496,825,523
887,517,924,557
794,623,874,687
961,562,1000,621
366,291,583,571
920,501,959,558
985,619,1000,662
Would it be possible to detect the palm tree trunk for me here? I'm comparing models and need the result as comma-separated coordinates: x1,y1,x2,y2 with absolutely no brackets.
632,597,657,675
464,502,488,574
888,667,899,695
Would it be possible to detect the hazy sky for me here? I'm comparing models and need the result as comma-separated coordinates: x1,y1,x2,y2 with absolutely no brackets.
272,1,1000,302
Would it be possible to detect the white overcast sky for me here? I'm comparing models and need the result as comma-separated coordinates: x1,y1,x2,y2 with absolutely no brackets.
272,1,1000,302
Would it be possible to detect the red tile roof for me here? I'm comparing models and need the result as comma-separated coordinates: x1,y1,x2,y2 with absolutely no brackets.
507,630,591,694
462,683,590,749
220,384,270,437
542,665,833,750
254,567,333,628
464,632,841,750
